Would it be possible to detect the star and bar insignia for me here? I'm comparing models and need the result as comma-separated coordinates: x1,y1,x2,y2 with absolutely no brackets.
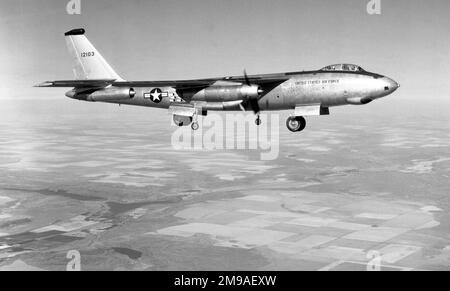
144,88,168,103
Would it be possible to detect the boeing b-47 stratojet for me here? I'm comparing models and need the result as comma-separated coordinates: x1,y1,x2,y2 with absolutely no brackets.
37,28,400,132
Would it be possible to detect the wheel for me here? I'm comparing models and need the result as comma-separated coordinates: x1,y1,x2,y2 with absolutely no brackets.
255,116,262,126
286,116,306,132
191,122,199,131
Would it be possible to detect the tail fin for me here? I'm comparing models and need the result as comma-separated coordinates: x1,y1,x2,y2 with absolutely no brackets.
64,28,124,81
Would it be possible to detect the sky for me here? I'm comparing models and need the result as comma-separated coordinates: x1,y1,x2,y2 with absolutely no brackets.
0,0,449,103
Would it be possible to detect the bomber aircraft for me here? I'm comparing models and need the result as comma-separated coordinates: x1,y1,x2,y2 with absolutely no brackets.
37,28,400,132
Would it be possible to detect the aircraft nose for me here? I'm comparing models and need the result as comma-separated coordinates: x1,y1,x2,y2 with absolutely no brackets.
383,77,400,93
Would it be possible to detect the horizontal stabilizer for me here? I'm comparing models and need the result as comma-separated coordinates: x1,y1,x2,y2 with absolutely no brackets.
34,79,116,88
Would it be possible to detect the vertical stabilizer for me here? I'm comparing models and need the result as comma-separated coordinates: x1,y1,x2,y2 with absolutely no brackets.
64,28,123,80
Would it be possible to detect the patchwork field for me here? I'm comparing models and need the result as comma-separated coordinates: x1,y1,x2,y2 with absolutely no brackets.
0,99,449,270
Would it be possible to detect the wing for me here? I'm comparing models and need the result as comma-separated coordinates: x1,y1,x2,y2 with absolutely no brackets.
112,74,288,90
35,73,289,90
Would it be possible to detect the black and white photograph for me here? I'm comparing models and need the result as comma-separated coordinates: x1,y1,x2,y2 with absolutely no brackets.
0,0,449,278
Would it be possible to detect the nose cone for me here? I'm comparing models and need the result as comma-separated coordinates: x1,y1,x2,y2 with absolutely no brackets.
383,77,400,93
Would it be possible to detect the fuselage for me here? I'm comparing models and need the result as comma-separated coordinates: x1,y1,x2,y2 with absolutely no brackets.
42,29,401,132
68,66,399,112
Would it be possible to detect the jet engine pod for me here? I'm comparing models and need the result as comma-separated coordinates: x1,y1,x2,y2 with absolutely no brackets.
87,88,136,102
199,85,262,102
239,84,263,99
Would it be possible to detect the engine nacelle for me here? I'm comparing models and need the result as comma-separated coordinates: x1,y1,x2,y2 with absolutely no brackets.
86,88,136,102
190,85,262,102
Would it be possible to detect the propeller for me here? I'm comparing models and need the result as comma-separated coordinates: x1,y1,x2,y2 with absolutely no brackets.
243,69,261,114
244,69,251,86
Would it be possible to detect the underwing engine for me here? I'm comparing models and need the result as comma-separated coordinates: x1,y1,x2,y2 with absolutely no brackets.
189,85,262,102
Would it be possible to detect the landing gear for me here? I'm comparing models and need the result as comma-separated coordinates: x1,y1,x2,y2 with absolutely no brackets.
173,115,193,127
286,116,306,132
191,122,199,131
255,115,262,126
172,111,201,130
191,111,200,131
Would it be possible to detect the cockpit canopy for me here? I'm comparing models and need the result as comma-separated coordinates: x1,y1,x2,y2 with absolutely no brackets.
320,64,365,72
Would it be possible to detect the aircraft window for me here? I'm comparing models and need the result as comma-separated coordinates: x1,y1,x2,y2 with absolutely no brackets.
321,64,366,72
323,65,339,71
